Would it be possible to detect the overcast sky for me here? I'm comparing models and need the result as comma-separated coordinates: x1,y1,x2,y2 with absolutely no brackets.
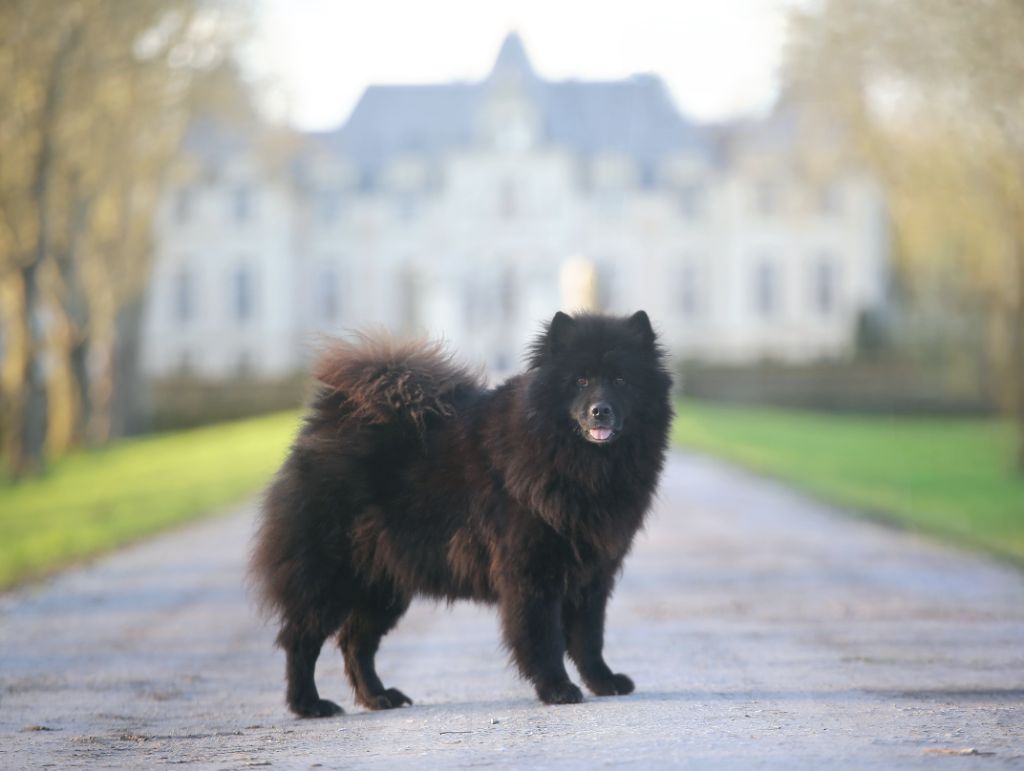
248,0,803,131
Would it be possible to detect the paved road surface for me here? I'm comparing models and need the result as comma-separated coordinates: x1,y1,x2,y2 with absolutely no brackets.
2,453,1023,769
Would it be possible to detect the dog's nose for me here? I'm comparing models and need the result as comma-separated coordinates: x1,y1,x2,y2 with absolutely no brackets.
590,402,613,419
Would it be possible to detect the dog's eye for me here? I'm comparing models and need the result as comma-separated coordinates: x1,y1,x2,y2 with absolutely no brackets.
576,377,589,388
614,377,625,386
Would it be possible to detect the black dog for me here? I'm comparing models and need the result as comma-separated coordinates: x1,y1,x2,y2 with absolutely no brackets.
251,311,672,717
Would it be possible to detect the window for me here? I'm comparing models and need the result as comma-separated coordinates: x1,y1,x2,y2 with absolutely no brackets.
463,273,502,326
596,263,615,312
232,266,254,322
639,165,657,189
818,183,843,215
597,189,624,217
496,113,533,152
177,350,193,375
175,188,192,224
813,255,840,315
500,265,517,322
678,184,705,220
232,185,253,223
397,194,416,221
577,160,593,192
358,170,376,192
173,268,193,323
754,259,779,317
499,179,517,219
755,181,779,216
399,266,420,334
463,277,479,326
236,351,253,377
319,191,341,223
679,263,701,318
317,267,339,322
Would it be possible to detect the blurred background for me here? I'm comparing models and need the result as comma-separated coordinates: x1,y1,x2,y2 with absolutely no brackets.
0,0,1022,585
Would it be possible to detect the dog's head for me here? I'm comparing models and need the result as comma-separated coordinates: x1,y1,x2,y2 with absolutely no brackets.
527,310,672,446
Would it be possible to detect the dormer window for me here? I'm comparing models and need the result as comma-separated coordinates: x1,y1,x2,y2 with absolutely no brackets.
494,108,534,152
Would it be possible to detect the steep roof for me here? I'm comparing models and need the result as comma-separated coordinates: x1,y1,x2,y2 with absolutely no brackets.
542,75,708,166
317,33,711,176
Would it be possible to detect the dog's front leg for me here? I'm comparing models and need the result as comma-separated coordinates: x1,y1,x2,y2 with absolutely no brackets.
499,581,583,705
563,575,635,696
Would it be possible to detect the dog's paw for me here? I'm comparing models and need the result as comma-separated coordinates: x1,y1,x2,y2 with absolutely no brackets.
587,672,635,696
292,698,344,718
362,687,413,710
538,681,584,705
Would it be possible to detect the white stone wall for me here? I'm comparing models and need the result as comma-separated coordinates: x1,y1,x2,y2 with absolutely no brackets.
142,138,888,380
142,156,296,378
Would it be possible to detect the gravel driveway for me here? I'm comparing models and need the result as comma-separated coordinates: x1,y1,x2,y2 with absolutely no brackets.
2,452,1023,769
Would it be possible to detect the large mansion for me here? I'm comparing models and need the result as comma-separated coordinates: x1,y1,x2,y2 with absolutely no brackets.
142,33,888,379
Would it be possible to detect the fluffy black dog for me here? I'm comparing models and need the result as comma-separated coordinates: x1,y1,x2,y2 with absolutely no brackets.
251,311,673,717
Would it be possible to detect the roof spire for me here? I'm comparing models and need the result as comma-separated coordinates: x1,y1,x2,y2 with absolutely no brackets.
489,31,534,83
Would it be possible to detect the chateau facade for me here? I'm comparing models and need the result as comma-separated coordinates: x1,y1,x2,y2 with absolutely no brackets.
142,34,888,379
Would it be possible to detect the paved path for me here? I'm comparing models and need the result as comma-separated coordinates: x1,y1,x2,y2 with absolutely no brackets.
2,453,1023,769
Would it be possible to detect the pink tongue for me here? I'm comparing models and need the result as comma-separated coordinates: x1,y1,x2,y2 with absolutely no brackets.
589,427,613,441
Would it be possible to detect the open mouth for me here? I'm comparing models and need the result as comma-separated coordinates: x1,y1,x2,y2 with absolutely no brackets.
587,426,616,443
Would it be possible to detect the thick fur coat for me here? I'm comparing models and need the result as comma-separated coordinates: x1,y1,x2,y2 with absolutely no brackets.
251,311,673,716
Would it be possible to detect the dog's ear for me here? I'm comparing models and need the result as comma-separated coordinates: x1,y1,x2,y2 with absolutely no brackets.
547,311,575,353
628,310,656,348
529,311,576,367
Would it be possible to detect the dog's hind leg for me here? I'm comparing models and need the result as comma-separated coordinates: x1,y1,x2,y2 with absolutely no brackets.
278,620,346,718
338,586,412,710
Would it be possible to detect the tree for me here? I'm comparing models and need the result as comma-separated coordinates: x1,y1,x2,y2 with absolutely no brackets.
785,0,1024,470
0,1,251,476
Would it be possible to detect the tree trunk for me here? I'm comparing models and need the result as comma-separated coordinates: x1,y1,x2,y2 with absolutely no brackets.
105,299,145,441
69,337,92,445
58,183,95,447
13,24,81,476
17,260,48,476
1013,236,1024,474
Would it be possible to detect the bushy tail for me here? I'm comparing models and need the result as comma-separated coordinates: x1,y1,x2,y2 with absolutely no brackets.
311,335,482,435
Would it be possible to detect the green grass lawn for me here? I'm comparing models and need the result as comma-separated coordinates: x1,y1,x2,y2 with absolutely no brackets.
4,401,1022,590
674,401,1024,564
0,410,300,590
